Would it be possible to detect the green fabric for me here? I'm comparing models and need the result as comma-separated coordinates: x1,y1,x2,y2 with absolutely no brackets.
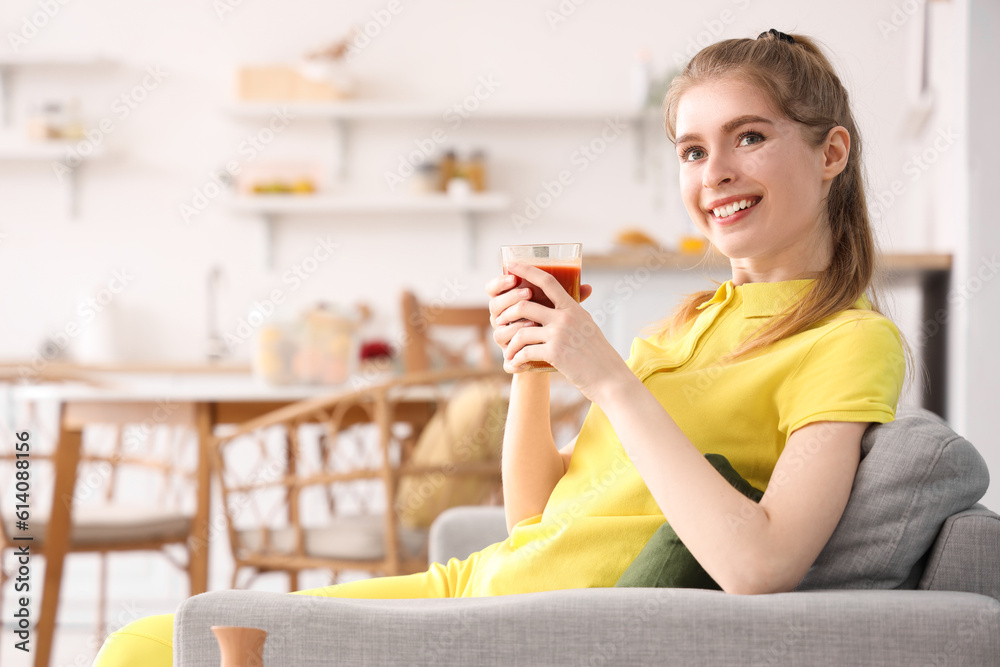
614,454,764,590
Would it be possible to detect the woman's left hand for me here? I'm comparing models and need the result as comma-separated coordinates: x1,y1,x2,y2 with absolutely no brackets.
495,261,632,404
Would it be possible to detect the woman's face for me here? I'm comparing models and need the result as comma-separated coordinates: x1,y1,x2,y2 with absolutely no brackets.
674,76,835,282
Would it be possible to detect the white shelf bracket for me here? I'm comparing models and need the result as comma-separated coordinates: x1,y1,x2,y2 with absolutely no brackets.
464,210,478,269
632,113,648,182
69,162,80,218
0,68,9,126
332,118,348,182
263,213,276,269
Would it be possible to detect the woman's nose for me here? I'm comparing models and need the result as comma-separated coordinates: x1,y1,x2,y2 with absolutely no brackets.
702,153,736,189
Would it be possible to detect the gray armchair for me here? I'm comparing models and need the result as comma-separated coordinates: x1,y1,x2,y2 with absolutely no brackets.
174,408,1000,666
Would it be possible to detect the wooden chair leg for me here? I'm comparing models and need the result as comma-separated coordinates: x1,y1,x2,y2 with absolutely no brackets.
289,571,299,592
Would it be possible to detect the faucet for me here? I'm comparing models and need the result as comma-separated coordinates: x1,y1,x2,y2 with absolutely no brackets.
206,265,227,363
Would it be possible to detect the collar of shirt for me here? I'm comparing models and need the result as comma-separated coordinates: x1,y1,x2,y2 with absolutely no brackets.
695,279,869,319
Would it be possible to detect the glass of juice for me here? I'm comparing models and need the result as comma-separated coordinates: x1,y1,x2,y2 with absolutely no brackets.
500,243,582,372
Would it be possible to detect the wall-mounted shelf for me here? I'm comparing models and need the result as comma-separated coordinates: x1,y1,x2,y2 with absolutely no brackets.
230,192,510,268
0,54,118,125
226,100,656,267
228,101,643,121
228,101,652,180
0,141,105,217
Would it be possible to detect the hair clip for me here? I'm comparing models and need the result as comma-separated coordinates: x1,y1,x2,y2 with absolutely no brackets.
757,29,795,44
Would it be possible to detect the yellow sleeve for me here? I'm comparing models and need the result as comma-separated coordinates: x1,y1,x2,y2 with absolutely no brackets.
776,314,906,436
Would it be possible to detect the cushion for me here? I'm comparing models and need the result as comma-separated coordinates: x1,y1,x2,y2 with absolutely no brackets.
796,406,990,590
396,378,507,528
2,505,192,547
615,454,763,589
236,514,427,560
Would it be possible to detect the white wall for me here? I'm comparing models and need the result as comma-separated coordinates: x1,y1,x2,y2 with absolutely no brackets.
0,0,938,367
962,0,1000,511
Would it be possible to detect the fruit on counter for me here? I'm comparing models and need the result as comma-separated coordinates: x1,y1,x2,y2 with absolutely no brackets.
251,179,317,194
614,227,660,248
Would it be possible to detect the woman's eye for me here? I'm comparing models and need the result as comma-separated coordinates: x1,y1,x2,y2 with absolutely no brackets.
738,132,765,147
681,147,706,162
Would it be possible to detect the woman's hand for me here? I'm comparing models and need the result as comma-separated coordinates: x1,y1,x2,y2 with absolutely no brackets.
487,272,593,370
487,261,628,404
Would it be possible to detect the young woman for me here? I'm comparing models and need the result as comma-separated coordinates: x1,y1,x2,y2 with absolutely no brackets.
94,29,908,664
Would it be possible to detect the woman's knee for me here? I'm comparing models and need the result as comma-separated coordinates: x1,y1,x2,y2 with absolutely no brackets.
93,613,174,667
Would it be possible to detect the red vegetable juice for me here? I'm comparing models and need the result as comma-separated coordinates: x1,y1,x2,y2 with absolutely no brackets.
503,262,581,370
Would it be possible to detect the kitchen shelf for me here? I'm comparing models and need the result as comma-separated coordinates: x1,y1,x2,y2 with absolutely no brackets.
228,101,643,122
231,191,509,214
226,100,656,267
228,101,653,180
0,140,106,216
230,192,510,268
0,54,118,125
586,248,954,275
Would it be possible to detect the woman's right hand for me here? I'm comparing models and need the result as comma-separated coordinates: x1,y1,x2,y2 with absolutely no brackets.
486,274,537,373
485,274,593,374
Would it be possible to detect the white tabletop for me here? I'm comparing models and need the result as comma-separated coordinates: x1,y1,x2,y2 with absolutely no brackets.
4,370,397,403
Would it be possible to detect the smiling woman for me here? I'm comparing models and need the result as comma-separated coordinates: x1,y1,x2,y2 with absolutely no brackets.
94,30,916,666
658,34,916,373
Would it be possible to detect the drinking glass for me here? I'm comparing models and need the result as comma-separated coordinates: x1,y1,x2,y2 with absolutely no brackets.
500,243,582,372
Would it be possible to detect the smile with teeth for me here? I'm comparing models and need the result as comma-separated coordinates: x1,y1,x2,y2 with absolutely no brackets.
712,198,760,219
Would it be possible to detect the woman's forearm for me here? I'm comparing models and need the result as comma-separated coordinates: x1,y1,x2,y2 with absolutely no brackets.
500,372,565,533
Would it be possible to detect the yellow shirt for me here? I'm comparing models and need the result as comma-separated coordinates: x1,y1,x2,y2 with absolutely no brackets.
463,278,906,596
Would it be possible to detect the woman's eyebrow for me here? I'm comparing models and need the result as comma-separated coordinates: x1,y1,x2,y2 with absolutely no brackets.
675,115,774,145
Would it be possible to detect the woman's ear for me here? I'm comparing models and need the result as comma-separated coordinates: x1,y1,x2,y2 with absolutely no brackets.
821,126,851,181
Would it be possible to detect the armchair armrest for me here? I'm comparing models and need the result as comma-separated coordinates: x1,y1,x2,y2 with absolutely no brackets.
175,588,1000,666
919,503,1000,602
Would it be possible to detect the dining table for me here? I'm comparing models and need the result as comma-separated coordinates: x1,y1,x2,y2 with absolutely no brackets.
3,364,391,667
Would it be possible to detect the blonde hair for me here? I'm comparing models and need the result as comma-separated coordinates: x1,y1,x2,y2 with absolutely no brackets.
656,32,920,389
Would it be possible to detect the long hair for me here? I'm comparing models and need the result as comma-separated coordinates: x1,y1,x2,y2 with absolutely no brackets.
656,32,920,388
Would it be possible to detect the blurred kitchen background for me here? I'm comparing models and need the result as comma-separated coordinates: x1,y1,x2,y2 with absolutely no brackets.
1,0,997,664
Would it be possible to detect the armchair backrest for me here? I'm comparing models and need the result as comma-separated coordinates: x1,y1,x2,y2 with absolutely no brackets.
797,406,991,592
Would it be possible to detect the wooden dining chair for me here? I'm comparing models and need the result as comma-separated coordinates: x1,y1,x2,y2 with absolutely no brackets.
400,289,499,373
210,367,511,591
0,418,197,648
